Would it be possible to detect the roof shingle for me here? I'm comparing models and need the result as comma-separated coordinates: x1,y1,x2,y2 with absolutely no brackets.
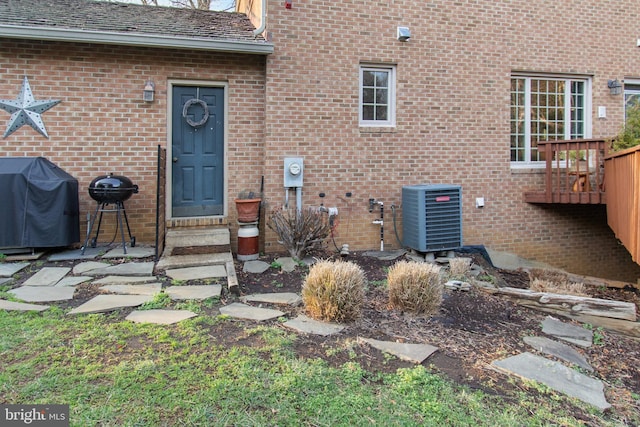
0,0,263,43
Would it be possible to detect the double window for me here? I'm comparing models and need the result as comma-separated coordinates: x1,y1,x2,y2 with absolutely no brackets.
359,65,396,127
510,75,590,165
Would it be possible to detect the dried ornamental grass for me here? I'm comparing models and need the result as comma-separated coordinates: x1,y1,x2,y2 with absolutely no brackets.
387,261,443,315
530,278,591,297
302,259,366,322
528,268,570,284
448,257,471,279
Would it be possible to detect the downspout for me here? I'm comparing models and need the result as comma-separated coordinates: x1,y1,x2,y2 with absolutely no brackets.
253,0,267,37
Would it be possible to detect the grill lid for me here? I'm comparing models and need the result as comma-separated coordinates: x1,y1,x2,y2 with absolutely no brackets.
88,173,138,203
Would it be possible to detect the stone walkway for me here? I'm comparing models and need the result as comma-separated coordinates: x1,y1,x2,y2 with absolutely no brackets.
492,315,609,411
0,248,612,411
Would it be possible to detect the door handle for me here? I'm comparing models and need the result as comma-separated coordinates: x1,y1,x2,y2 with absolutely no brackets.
173,157,178,163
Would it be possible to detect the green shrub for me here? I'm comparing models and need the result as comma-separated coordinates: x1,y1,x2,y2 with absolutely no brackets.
302,260,365,322
612,103,640,152
387,261,443,315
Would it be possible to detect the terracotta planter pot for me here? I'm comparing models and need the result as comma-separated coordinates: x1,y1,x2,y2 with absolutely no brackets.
235,198,261,223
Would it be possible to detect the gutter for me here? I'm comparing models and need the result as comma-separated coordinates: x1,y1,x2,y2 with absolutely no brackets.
253,0,267,37
0,25,274,55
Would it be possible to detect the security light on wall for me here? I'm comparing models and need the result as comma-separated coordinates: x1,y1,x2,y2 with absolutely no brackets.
607,79,622,96
143,80,155,102
397,27,411,42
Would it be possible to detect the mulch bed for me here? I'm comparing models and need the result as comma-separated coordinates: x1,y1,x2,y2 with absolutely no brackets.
236,250,640,423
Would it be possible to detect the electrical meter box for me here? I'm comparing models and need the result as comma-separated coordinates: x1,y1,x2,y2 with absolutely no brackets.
284,157,304,187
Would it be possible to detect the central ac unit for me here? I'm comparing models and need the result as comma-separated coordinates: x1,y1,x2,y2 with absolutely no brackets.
402,184,462,252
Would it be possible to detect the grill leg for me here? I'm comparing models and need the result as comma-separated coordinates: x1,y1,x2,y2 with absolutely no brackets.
81,202,102,255
120,201,135,245
116,202,127,255
91,204,107,246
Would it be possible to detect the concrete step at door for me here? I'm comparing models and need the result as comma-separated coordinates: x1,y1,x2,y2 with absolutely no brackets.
164,227,230,253
158,227,232,270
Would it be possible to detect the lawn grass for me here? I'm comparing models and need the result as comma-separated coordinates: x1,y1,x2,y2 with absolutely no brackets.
0,308,611,426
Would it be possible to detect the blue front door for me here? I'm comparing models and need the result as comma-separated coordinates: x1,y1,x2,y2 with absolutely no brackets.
172,86,224,217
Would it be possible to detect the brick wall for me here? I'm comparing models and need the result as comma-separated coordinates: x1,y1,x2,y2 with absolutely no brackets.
260,0,640,281
3,1,640,283
0,39,266,250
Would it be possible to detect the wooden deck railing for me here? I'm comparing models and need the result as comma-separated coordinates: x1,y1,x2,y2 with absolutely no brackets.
523,138,609,204
604,144,640,264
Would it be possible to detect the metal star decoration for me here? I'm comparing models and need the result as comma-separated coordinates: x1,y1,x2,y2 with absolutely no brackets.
0,76,61,138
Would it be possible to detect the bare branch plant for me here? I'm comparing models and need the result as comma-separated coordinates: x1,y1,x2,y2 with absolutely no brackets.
267,208,331,260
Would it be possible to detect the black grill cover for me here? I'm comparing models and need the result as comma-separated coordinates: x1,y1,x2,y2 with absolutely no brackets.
0,157,80,248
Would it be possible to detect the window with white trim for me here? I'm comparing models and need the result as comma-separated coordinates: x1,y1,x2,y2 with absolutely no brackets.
359,65,395,126
510,75,590,164
624,81,640,119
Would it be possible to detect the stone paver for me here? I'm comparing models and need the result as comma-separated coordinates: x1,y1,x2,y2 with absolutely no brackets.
21,267,71,287
283,314,344,336
92,276,158,285
275,257,297,272
9,286,75,302
243,260,270,274
68,294,153,315
102,246,156,259
55,276,92,287
542,316,593,348
126,309,198,325
165,285,222,300
240,292,302,306
100,283,162,296
300,257,317,267
0,262,29,277
444,280,472,291
363,249,407,261
359,337,439,364
524,336,593,372
84,262,155,277
0,299,49,312
73,261,110,275
492,352,610,411
5,251,45,262
155,252,233,270
164,265,226,281
48,248,100,261
219,302,284,321
405,253,426,263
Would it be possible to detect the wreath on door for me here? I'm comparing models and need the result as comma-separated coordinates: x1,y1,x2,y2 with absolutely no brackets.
182,98,209,127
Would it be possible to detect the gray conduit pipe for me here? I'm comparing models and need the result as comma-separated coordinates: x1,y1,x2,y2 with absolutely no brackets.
370,199,384,251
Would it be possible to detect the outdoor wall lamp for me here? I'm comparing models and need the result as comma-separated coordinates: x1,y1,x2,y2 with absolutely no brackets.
143,80,155,102
607,79,622,96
